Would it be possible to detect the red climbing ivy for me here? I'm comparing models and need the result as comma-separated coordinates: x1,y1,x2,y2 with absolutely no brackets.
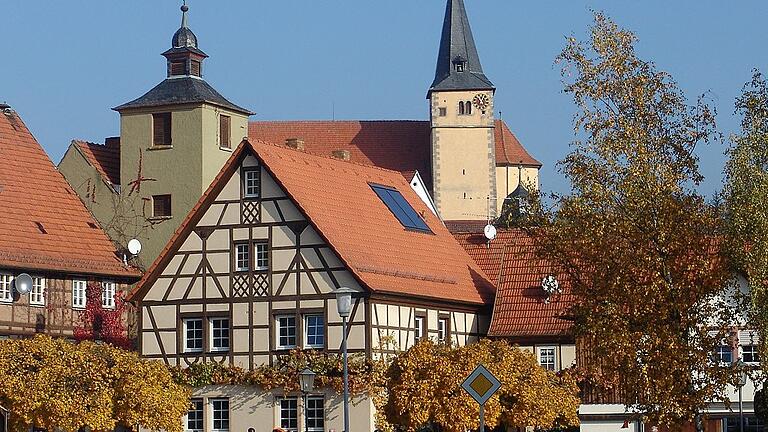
73,281,131,349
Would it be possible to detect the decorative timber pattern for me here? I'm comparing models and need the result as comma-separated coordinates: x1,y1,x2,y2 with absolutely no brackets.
137,151,488,371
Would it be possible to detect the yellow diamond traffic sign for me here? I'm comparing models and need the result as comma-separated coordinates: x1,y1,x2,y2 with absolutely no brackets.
461,364,501,405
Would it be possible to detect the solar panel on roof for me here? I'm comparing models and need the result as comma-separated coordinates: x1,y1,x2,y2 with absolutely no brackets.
370,184,431,233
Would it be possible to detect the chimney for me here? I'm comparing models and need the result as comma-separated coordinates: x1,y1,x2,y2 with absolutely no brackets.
331,149,351,161
285,138,305,151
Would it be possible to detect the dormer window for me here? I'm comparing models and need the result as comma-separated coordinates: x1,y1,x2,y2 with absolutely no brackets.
453,56,467,73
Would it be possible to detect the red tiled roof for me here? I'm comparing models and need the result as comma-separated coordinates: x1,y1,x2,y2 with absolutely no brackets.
73,138,120,186
249,120,433,186
455,229,573,338
131,139,495,306
494,120,541,167
0,108,140,278
248,120,541,190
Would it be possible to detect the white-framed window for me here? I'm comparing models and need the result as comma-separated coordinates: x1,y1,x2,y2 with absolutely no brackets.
306,396,325,432
743,345,760,364
210,318,230,352
715,345,733,364
101,281,116,309
305,315,325,348
414,316,425,343
243,169,260,199
184,318,204,353
30,276,45,306
277,315,297,349
254,242,269,271
72,279,87,309
279,397,298,432
437,317,449,344
0,274,11,303
538,346,557,371
186,398,204,432
235,243,249,272
211,398,229,432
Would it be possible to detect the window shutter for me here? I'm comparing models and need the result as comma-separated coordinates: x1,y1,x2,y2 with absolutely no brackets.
170,62,185,76
739,329,759,346
220,115,231,148
153,113,171,146
190,60,201,77
152,195,172,217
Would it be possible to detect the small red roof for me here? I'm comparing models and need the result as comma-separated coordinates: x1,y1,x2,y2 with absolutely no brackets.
72,138,120,186
249,120,541,190
0,108,139,278
132,139,495,306
455,229,573,338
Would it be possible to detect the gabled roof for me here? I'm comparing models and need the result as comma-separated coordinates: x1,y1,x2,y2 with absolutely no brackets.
113,77,252,115
248,120,540,190
72,138,120,186
0,107,140,278
454,229,573,338
131,139,495,306
430,0,494,93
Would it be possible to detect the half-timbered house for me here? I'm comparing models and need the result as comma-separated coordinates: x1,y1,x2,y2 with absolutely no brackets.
0,104,141,339
128,138,495,432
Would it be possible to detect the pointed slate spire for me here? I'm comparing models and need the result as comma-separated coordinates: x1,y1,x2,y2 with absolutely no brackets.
429,0,494,94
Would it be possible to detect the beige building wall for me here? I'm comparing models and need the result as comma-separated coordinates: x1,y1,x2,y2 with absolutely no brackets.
186,385,375,432
430,90,496,221
370,302,487,353
517,343,576,372
495,165,539,212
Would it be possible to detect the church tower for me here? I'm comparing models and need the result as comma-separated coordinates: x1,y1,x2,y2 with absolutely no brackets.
112,3,252,263
428,0,497,222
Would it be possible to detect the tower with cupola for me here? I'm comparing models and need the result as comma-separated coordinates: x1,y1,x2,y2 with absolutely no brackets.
112,3,252,264
428,0,497,222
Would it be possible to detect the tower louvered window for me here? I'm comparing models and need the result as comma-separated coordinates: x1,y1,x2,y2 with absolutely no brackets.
220,114,231,148
152,113,172,146
190,60,201,77
170,61,185,76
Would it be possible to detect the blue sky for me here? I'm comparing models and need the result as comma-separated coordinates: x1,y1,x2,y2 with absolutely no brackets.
2,1,766,196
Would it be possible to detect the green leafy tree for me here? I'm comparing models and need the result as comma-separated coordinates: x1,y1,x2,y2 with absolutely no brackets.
534,12,739,428
723,71,768,364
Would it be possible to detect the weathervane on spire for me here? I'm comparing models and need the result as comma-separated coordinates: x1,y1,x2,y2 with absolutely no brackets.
181,1,189,28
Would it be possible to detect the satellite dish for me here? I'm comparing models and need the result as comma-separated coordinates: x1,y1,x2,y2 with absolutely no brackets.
541,275,560,295
483,224,497,241
127,238,142,256
14,273,33,295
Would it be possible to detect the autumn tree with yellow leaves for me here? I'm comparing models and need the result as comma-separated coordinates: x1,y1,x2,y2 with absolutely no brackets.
723,71,768,365
0,335,190,432
529,12,741,430
383,339,579,432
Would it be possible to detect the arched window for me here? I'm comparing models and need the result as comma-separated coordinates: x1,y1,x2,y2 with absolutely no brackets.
458,101,465,115
466,101,472,115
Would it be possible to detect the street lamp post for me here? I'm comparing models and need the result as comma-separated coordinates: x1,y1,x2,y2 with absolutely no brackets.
334,287,355,432
299,368,316,432
737,361,748,432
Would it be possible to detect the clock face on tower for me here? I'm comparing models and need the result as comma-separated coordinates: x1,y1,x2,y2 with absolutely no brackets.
472,93,490,110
